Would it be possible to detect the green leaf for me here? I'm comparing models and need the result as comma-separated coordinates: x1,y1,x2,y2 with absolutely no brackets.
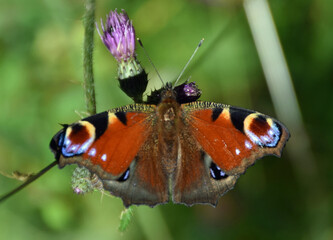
118,205,135,232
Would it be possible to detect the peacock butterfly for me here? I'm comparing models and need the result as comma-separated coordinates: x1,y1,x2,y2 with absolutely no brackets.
49,82,289,207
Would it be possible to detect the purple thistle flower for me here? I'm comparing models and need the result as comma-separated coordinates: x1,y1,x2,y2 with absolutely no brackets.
96,9,136,62
96,9,148,103
183,82,200,97
176,82,201,103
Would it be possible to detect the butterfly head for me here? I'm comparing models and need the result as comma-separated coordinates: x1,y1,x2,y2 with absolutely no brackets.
146,82,202,105
160,83,174,100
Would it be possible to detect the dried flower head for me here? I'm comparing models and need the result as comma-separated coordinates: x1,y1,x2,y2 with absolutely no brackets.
71,167,104,195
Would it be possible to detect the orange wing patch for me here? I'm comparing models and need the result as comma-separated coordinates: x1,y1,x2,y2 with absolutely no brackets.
189,108,258,172
83,112,151,176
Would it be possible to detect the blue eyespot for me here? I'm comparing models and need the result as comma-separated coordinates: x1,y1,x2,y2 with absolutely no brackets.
210,162,228,180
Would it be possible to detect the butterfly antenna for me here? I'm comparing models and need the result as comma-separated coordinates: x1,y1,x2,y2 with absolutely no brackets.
137,38,165,86
0,160,58,203
173,38,204,87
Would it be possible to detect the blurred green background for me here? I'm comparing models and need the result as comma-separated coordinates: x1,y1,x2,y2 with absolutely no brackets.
0,0,332,239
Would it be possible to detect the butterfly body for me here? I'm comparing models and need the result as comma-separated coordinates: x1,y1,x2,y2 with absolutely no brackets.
50,85,289,207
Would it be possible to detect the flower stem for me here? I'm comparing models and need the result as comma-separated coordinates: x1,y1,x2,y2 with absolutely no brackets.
83,0,96,115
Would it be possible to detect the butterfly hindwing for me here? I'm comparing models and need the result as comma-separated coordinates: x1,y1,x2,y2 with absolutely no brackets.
103,129,170,207
172,129,239,206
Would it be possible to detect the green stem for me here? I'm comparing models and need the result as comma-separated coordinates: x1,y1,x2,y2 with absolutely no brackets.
83,0,96,115
0,161,58,203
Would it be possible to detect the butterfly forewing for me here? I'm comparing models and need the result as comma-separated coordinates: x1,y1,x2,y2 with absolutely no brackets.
52,104,170,206
183,101,289,175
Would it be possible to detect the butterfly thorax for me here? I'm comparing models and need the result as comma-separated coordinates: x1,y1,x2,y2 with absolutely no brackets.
157,89,181,133
156,89,181,174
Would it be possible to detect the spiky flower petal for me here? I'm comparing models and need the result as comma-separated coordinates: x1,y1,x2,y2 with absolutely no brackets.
183,82,201,97
96,9,136,62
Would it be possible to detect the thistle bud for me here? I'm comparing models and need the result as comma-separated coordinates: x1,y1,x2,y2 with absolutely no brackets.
96,9,148,103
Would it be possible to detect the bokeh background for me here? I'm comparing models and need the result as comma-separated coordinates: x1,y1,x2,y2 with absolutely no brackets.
0,0,332,239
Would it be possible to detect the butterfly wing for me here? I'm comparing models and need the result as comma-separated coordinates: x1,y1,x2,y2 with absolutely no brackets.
172,101,290,206
172,130,239,206
50,104,169,207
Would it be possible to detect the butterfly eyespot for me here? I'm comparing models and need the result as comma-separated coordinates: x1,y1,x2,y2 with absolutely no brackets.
209,162,228,180
59,122,96,158
117,168,130,182
243,114,283,148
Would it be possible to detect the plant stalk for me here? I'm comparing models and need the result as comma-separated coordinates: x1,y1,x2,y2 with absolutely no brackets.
83,0,97,115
